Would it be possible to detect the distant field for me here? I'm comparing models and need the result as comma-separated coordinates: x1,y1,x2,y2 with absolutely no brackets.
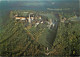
40,13,57,20
70,17,80,21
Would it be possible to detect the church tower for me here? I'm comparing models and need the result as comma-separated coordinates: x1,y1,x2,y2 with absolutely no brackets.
28,14,31,23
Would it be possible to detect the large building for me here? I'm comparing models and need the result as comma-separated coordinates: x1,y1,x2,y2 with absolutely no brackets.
15,13,42,23
15,17,26,21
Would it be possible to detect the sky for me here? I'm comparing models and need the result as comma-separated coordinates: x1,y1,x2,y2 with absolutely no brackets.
0,0,79,3
0,0,79,8
0,0,54,1
0,0,78,1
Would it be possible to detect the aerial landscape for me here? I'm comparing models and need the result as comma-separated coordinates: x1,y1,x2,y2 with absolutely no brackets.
0,0,80,57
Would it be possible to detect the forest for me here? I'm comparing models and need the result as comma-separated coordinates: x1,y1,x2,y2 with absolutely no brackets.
51,21,80,56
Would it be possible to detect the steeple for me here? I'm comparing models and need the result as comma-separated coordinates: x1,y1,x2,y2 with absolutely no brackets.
28,14,31,23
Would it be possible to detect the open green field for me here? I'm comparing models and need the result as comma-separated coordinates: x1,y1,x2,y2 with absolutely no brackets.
28,23,57,49
40,13,57,20
70,17,80,21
